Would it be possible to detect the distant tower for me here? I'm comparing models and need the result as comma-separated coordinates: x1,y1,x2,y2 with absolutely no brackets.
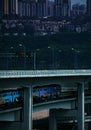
48,0,54,17
18,0,31,17
4,0,9,15
55,0,71,17
62,0,71,17
55,0,62,16
4,0,18,16
30,0,48,18
87,0,91,16
9,0,18,15
37,0,48,17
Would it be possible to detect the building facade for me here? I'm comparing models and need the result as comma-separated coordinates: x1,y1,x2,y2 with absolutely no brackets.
10,0,18,15
54,0,71,17
4,0,9,15
72,4,86,16
48,1,54,17
18,0,31,17
0,0,18,17
0,0,72,19
30,0,48,18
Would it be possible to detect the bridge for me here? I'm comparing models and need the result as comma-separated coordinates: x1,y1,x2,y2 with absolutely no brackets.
0,69,91,78
0,69,91,130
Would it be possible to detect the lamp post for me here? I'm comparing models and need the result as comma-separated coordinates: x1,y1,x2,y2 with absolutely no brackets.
19,44,26,69
6,46,14,70
71,48,80,69
48,46,55,69
33,52,36,70
48,46,62,69
32,49,40,70
57,49,62,69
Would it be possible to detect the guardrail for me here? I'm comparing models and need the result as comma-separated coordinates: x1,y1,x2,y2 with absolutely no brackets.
0,69,91,78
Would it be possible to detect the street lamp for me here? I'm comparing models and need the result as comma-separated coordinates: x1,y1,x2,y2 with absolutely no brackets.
57,49,62,69
71,48,80,69
33,52,36,70
48,46,55,69
19,44,26,69
48,46,62,69
6,46,14,70
32,49,40,70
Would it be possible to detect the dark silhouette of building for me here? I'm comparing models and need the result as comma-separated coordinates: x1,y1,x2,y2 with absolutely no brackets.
4,0,9,15
54,0,71,17
0,0,18,17
72,4,86,16
30,0,48,18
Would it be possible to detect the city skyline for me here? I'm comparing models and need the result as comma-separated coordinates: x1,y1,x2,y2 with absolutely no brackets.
0,0,89,18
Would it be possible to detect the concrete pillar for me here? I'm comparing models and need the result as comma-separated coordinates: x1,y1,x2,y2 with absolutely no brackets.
77,83,85,130
49,109,57,130
86,103,91,130
88,104,91,130
21,87,32,130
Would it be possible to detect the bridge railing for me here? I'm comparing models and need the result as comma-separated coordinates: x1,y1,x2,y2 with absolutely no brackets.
0,69,91,78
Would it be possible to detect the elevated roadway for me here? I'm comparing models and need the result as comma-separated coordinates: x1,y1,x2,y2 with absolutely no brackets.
0,69,91,130
33,95,91,112
0,69,91,78
0,69,91,89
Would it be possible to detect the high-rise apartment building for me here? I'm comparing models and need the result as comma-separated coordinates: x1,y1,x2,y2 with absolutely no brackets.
87,0,91,16
72,4,86,16
0,0,74,19
4,0,9,15
1,0,18,16
10,0,18,15
37,0,48,17
48,0,54,17
18,0,31,17
18,0,48,18
30,0,48,18
54,0,71,17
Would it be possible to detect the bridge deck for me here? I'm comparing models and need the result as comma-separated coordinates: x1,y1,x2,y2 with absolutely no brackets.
0,69,91,78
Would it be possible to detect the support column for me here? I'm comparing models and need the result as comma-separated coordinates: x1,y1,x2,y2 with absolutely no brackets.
88,104,91,130
21,87,32,130
86,103,91,130
77,83,85,130
49,109,57,130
